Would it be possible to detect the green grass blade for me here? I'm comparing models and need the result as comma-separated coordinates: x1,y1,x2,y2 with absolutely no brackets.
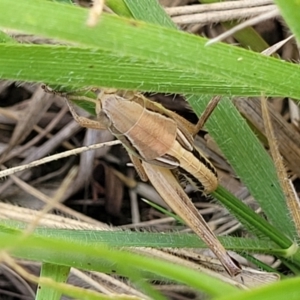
0,44,253,94
0,222,278,252
0,228,240,297
213,186,292,249
106,0,133,18
1,0,300,97
35,263,70,300
123,0,176,28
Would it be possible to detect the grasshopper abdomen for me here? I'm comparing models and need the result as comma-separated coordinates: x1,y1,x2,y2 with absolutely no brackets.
168,140,218,193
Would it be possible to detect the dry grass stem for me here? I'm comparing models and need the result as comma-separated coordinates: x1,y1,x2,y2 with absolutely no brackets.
165,0,274,16
24,166,78,235
0,202,108,230
3,174,110,227
0,140,120,179
261,35,295,56
171,4,276,25
261,96,300,236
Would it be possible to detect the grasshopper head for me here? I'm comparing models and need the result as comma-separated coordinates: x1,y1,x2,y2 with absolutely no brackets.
96,88,120,111
95,89,119,128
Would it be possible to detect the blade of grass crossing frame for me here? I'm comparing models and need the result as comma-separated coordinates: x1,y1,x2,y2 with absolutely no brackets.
1,1,300,98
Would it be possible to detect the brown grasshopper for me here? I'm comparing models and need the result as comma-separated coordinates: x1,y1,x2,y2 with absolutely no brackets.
65,89,241,277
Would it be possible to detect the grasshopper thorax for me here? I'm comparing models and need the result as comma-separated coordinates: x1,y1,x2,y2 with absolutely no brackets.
101,93,178,161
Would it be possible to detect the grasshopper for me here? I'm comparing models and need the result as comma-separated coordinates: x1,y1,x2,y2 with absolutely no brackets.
65,89,241,277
